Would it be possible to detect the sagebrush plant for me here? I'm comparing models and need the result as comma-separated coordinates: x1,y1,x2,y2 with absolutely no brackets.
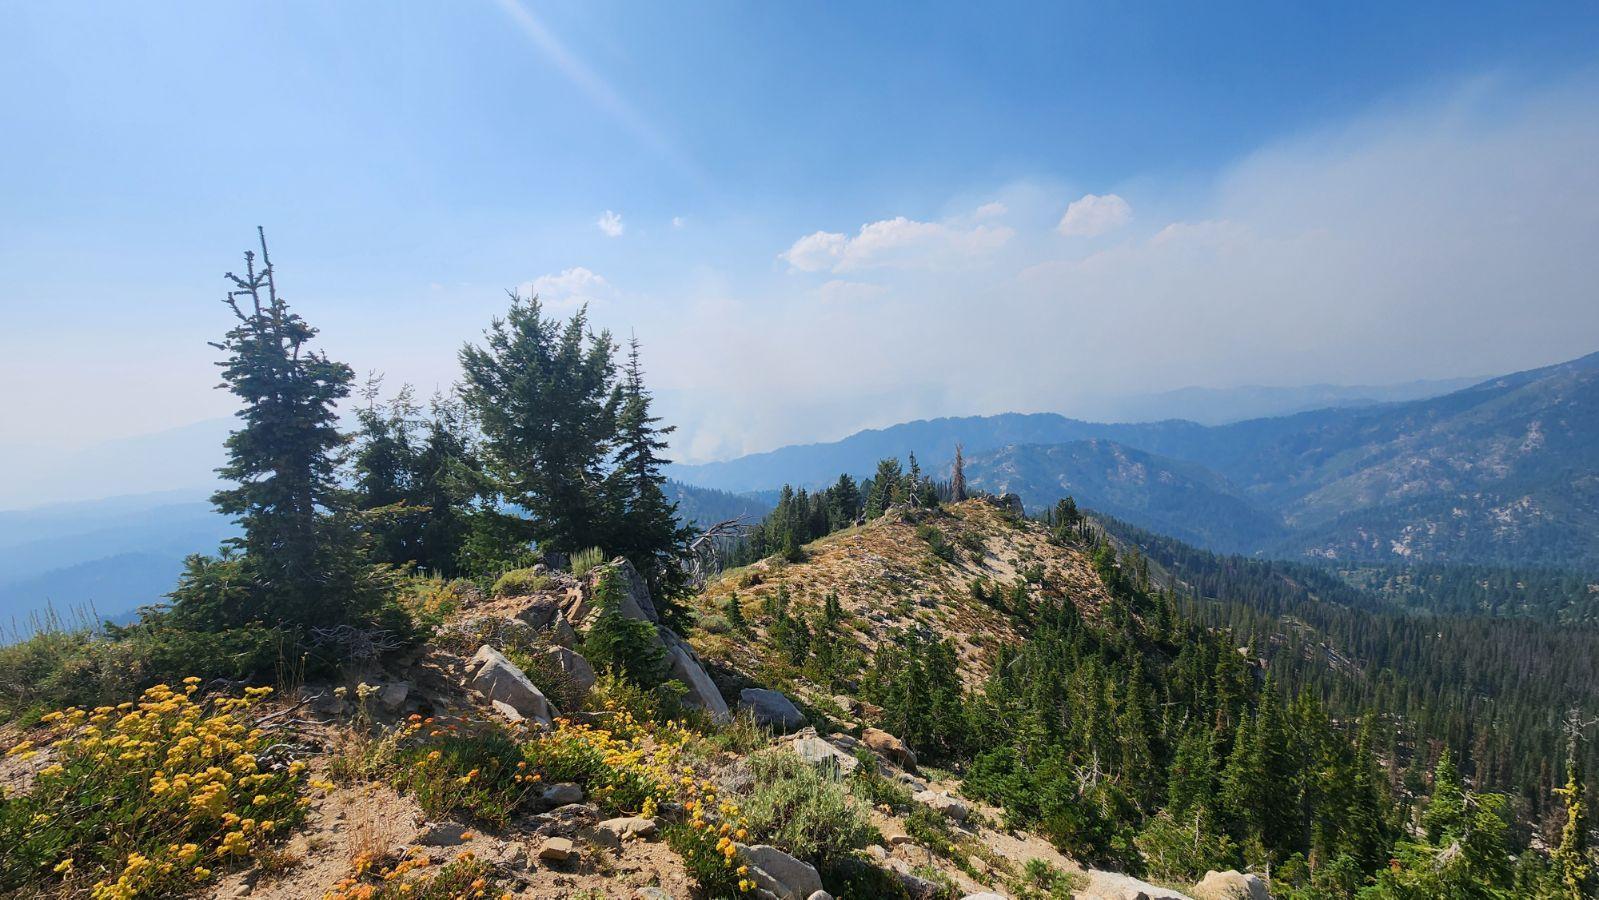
0,680,310,898
742,750,876,872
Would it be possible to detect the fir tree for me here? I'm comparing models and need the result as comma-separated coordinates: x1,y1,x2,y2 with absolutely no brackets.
180,229,385,631
459,293,618,556
1554,725,1593,900
951,443,968,502
605,336,690,603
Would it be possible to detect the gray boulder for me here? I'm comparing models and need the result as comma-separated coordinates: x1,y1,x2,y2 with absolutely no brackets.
862,726,917,771
588,557,660,624
1083,870,1194,900
736,843,823,900
540,782,584,806
543,645,598,695
913,790,969,822
1192,870,1270,900
790,735,859,776
663,629,730,722
469,645,553,726
739,688,808,732
516,597,560,631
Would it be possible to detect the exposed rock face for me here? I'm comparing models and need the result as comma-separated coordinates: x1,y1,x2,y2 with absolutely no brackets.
789,734,859,776
739,688,808,732
913,790,969,822
1082,870,1194,900
1192,870,1270,900
376,682,409,712
662,629,730,722
469,645,554,726
861,726,918,771
736,843,823,900
542,645,597,696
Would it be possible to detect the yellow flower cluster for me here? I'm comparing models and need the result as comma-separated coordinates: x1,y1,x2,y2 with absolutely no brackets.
324,849,508,900
3,678,308,899
535,714,753,892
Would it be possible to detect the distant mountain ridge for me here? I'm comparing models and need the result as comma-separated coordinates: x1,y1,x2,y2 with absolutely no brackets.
670,351,1599,567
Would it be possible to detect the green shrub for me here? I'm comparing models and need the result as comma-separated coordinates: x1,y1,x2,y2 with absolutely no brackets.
742,751,876,871
905,805,956,857
1133,809,1237,884
570,547,606,577
491,566,550,597
372,723,538,828
915,525,956,563
849,751,915,813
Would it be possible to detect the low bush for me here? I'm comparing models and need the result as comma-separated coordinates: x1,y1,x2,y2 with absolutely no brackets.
741,751,876,872
332,716,539,828
491,567,550,598
0,680,309,898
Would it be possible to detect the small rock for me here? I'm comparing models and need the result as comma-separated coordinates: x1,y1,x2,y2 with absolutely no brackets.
377,682,409,712
550,612,579,649
536,837,574,861
636,890,674,900
806,892,835,900
865,845,889,861
541,782,584,807
739,688,808,732
497,842,527,868
599,816,661,841
961,894,1007,900
886,833,915,846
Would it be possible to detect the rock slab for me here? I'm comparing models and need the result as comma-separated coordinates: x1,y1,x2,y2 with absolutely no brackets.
736,843,823,900
1192,870,1270,900
469,645,554,726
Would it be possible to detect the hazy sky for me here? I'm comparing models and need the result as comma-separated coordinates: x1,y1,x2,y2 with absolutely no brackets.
4,1,1599,470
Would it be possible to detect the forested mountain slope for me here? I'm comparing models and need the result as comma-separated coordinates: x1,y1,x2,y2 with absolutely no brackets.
671,351,1599,566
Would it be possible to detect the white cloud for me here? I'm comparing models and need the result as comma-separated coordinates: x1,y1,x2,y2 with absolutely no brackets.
781,216,1013,273
672,216,686,229
597,210,625,237
524,266,616,308
1057,193,1132,237
974,201,1008,219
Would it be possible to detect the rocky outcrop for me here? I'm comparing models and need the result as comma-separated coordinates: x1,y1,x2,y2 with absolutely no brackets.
468,645,554,726
586,557,660,625
1192,870,1270,900
736,843,823,900
663,630,731,722
739,688,808,732
861,726,917,771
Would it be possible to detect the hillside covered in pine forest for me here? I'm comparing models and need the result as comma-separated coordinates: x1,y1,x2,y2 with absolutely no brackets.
0,233,1597,900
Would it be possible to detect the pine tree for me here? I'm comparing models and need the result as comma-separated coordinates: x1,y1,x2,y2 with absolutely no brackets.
723,591,748,633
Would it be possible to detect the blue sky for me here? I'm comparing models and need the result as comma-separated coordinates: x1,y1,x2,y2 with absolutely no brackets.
4,1,1599,480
